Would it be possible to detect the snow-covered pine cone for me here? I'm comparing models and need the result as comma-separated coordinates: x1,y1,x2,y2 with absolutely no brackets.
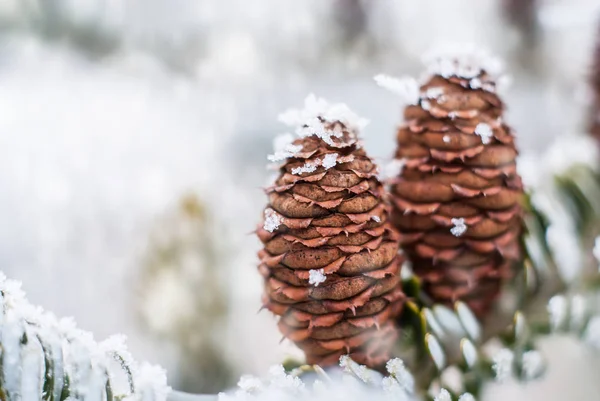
257,95,405,367
380,49,524,318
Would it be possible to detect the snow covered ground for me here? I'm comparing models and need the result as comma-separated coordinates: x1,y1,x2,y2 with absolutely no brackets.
0,0,599,395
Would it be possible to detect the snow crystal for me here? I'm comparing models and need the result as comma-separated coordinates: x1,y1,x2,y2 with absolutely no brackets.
238,375,263,393
339,355,378,384
279,94,369,138
268,365,305,391
434,389,452,401
321,153,339,170
423,44,504,80
268,133,303,162
443,135,451,143
424,87,445,99
492,348,514,382
450,218,467,237
474,123,493,145
470,78,482,89
386,359,414,394
308,269,326,287
584,316,600,350
263,209,282,233
374,74,420,105
521,350,545,380
291,160,319,175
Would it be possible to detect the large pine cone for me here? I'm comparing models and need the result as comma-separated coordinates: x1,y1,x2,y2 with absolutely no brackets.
390,70,524,318
258,123,405,367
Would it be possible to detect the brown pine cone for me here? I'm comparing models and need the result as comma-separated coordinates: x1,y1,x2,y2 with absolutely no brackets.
258,97,405,367
384,52,524,318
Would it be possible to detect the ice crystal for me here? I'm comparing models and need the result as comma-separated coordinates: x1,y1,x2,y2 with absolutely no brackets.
238,375,263,393
374,74,420,105
269,365,305,391
308,269,326,287
321,153,339,170
386,358,415,394
474,123,493,144
279,94,369,138
339,355,378,384
291,160,320,175
263,208,282,233
450,218,467,237
492,348,514,382
424,87,445,99
268,133,303,162
423,44,504,80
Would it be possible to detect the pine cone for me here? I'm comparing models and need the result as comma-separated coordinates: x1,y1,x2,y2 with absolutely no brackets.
258,96,405,367
386,51,524,318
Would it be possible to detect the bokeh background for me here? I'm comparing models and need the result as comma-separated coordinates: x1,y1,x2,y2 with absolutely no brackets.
1,0,600,397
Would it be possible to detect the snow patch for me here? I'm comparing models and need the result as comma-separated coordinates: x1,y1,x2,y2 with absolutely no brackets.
450,218,467,237
474,123,493,144
263,209,282,233
308,269,326,287
423,44,504,80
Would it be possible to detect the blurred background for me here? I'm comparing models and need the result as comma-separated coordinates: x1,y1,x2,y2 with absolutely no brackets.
1,0,600,396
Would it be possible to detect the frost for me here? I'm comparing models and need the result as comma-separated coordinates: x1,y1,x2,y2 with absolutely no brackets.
386,358,414,394
434,389,452,401
474,123,493,144
423,44,504,80
268,133,303,162
521,350,545,380
374,74,420,105
308,269,326,287
238,375,263,393
0,273,170,401
424,87,445,99
263,208,282,233
268,365,305,391
470,78,482,89
339,355,378,384
450,218,467,237
492,349,514,382
279,94,369,143
321,153,339,170
291,160,320,175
